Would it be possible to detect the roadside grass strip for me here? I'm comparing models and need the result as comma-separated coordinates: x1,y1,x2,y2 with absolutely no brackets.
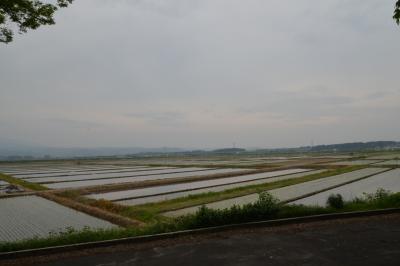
163,167,387,217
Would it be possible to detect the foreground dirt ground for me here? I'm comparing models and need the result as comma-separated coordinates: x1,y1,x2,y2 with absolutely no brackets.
2,213,400,266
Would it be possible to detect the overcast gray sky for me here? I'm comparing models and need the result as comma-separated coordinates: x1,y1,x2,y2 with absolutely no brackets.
0,0,399,149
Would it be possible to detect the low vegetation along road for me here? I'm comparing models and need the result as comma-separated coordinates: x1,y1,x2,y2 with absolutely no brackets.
2,213,399,266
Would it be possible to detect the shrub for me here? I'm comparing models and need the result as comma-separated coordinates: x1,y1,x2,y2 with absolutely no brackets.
327,194,344,209
362,188,391,202
175,192,280,229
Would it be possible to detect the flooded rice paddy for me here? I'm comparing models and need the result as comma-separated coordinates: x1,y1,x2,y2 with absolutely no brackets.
0,196,116,242
89,169,313,202
164,168,388,217
292,168,400,206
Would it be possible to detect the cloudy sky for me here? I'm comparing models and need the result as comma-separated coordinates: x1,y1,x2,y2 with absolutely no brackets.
0,0,399,149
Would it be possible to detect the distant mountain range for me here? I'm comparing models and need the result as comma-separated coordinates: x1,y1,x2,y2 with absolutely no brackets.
0,142,185,160
305,141,400,152
0,141,399,161
253,141,400,154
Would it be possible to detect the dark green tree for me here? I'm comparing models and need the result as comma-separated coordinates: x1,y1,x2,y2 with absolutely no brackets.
0,0,73,43
395,0,400,25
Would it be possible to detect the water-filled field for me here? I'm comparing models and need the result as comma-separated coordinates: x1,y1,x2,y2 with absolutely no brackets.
0,166,151,176
23,167,205,183
292,169,400,206
0,180,10,194
0,196,116,242
10,166,164,178
45,168,250,189
164,168,387,217
0,165,127,173
89,169,313,202
115,170,325,206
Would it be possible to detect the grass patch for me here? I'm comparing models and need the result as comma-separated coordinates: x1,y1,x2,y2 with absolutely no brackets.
1,189,399,253
0,173,48,191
